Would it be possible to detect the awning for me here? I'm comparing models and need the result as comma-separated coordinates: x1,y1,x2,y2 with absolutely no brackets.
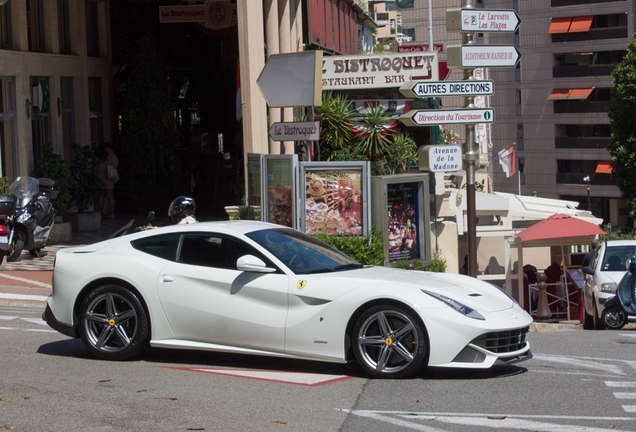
547,89,572,100
547,88,594,100
595,160,612,174
569,16,593,32
548,17,572,34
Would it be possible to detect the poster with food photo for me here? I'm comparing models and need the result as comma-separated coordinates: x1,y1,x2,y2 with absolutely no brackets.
304,169,363,235
266,157,294,227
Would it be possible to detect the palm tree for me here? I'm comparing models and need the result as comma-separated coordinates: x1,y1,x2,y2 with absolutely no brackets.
353,105,394,160
316,92,357,161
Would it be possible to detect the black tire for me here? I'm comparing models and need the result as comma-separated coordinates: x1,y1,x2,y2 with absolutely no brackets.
602,306,626,330
78,284,149,360
7,237,24,262
352,304,427,379
593,300,604,330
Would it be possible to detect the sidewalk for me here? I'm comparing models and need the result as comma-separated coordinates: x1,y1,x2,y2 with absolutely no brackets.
0,214,172,272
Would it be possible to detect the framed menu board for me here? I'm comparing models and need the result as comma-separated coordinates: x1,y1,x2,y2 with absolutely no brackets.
262,155,299,228
300,161,370,236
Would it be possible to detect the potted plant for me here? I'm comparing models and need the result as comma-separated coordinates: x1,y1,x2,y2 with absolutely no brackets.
67,143,104,231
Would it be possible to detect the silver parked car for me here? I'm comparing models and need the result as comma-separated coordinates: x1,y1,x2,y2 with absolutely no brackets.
582,240,636,329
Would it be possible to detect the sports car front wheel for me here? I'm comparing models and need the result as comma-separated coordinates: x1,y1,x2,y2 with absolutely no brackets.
352,305,427,379
79,284,149,360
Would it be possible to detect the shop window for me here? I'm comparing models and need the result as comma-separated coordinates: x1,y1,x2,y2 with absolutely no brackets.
0,77,17,180
86,0,100,57
60,77,75,164
88,77,103,146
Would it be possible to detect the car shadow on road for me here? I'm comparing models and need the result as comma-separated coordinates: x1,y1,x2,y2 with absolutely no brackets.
38,339,527,380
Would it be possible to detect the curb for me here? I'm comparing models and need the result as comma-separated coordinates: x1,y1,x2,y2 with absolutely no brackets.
530,321,582,332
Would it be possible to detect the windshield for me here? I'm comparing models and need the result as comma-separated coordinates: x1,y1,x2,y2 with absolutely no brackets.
246,228,362,274
9,176,39,205
602,245,636,271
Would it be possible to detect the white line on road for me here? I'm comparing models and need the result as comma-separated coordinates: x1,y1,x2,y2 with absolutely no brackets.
606,382,636,387
614,393,636,399
340,410,636,432
0,293,48,301
624,406,636,413
0,326,56,333
0,272,51,288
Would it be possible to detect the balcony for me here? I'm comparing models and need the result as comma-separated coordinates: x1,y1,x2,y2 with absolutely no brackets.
554,136,611,149
553,64,617,78
553,100,612,114
552,0,625,6
552,27,628,43
557,172,616,186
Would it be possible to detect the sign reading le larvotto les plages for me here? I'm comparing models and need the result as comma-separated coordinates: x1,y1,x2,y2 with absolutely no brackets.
322,52,439,90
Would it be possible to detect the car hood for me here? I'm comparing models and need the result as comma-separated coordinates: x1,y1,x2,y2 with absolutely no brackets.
597,270,627,284
302,266,515,313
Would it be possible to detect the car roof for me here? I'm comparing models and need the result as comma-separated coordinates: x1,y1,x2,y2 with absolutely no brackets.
603,240,636,247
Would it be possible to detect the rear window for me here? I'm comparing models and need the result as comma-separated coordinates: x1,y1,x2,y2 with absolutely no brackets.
131,233,181,262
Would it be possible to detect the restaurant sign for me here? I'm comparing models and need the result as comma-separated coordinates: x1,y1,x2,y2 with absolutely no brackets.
159,0,236,29
322,52,438,90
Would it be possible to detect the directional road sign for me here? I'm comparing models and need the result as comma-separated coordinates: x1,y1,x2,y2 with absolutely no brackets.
400,108,494,126
447,45,521,69
400,80,494,98
446,9,521,33
268,121,320,142
257,51,323,107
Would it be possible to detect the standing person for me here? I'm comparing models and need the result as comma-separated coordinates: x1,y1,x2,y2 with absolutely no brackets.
582,239,600,268
97,145,116,219
103,142,118,169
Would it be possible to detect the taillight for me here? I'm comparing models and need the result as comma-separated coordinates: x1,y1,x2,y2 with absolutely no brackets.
0,224,8,235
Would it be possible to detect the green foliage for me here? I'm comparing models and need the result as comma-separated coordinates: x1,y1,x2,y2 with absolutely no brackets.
599,223,636,241
312,225,384,266
608,37,636,214
353,105,393,160
0,177,9,195
378,132,418,175
32,143,73,215
119,34,179,212
317,92,356,160
392,250,447,273
70,143,104,212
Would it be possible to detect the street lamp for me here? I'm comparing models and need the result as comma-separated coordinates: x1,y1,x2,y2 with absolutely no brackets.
583,175,591,212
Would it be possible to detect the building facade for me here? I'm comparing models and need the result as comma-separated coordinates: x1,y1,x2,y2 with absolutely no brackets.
400,0,631,228
0,0,112,180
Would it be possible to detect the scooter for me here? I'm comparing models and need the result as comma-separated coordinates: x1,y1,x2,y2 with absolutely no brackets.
0,194,15,263
601,256,636,330
109,211,155,239
7,176,59,262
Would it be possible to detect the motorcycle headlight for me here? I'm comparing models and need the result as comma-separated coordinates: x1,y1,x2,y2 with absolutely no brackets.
422,290,485,320
17,213,31,224
600,282,617,293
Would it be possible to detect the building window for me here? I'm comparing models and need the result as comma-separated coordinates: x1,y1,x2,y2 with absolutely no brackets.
58,0,71,54
552,87,612,113
0,77,17,180
515,89,522,115
553,50,625,78
518,157,525,185
27,0,45,53
554,124,611,149
0,1,12,50
552,0,626,8
29,76,51,167
60,77,75,164
550,14,627,43
516,124,524,150
88,77,103,146
556,159,598,184
86,0,100,57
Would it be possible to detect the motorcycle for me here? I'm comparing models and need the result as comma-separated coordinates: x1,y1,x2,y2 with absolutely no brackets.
0,194,15,263
601,256,636,330
109,211,155,239
7,176,59,262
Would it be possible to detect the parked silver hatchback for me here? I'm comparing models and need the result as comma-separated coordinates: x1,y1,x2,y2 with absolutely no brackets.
582,240,636,329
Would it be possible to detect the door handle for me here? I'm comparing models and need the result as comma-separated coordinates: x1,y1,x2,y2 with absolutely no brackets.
162,275,174,283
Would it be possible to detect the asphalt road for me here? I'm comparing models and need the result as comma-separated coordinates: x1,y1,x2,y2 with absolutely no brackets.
2,303,636,432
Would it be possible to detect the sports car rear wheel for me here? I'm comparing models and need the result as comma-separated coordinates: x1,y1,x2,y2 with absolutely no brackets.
353,305,427,379
79,284,149,360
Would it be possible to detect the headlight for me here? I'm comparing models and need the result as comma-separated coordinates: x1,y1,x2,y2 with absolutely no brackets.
17,213,30,224
422,290,485,320
600,282,617,293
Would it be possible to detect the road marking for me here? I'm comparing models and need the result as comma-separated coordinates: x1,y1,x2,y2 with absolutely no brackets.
614,393,636,399
164,366,354,386
0,326,56,333
0,272,52,288
340,410,636,432
607,382,636,387
0,315,19,320
624,406,636,413
532,354,625,375
0,293,48,302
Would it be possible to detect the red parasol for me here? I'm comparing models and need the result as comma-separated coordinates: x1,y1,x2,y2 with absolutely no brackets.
516,213,606,243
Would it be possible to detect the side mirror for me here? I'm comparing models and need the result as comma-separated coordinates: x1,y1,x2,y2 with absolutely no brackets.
237,254,276,273
582,266,595,276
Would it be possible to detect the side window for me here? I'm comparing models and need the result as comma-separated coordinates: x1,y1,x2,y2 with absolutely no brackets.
178,233,255,270
131,233,181,261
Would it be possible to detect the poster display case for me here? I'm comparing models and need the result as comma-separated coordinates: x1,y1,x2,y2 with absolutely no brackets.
300,162,370,236
262,155,299,228
246,153,263,220
371,173,431,267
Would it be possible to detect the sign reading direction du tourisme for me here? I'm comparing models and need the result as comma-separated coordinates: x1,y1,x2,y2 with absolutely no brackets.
400,108,494,127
